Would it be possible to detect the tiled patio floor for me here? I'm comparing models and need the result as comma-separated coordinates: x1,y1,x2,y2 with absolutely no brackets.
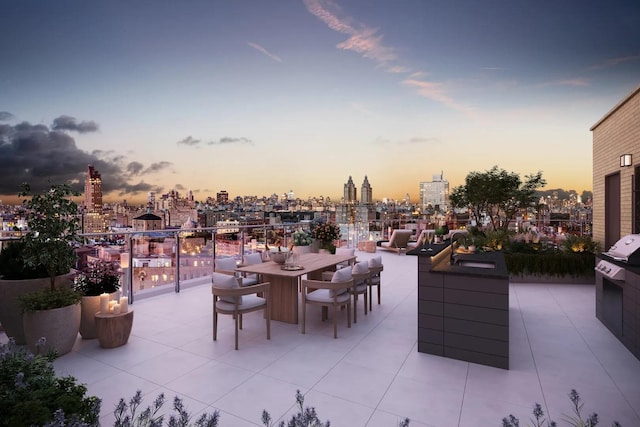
3,250,639,426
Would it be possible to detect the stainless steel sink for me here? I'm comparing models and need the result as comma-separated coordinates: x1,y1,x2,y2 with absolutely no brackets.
455,260,496,269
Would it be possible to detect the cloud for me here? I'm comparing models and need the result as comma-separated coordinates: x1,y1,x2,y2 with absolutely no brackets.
402,78,477,116
0,118,169,197
590,55,640,70
538,78,590,88
207,137,253,145
142,161,172,175
0,112,13,121
51,115,99,133
127,161,144,175
177,136,201,146
304,0,473,116
373,136,439,145
247,42,282,63
304,0,396,64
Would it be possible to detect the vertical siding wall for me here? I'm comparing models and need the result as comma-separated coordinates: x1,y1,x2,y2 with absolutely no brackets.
591,86,640,247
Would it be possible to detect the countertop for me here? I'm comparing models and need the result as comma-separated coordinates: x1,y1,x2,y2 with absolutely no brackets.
408,241,508,279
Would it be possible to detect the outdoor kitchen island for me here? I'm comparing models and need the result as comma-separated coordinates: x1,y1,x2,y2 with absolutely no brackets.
408,242,510,369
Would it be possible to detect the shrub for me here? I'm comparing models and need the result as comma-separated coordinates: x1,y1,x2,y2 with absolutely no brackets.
114,390,220,427
502,389,621,427
19,287,82,312
0,338,100,426
74,260,121,296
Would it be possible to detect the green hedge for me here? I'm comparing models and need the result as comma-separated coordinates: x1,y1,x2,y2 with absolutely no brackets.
505,252,595,278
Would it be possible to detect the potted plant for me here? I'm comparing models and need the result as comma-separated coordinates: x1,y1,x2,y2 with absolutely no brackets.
73,260,121,339
292,230,312,255
1,183,82,355
311,222,341,254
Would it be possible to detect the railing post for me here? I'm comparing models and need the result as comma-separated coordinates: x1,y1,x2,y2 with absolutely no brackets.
127,235,134,304
175,230,181,293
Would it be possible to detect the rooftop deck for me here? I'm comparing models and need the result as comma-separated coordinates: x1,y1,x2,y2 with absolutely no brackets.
2,250,639,426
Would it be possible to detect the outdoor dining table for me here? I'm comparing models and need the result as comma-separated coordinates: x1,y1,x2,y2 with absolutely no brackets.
235,252,357,324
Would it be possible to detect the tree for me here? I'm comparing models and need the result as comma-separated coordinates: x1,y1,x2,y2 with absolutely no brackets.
449,166,546,231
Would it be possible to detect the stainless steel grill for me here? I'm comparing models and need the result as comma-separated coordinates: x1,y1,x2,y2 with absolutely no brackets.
597,234,640,280
603,234,640,264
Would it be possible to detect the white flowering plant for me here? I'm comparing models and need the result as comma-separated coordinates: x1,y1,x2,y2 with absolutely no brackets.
292,230,312,246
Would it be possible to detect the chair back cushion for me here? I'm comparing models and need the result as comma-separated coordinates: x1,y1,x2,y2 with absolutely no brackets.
352,261,369,274
335,247,355,257
212,272,242,304
243,253,263,266
368,256,382,268
330,266,352,296
215,257,237,273
331,267,352,283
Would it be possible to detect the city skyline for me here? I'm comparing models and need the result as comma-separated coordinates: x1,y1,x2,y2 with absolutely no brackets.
1,1,640,204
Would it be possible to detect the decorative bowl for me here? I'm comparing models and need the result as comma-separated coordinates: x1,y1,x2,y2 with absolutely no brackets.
270,251,288,264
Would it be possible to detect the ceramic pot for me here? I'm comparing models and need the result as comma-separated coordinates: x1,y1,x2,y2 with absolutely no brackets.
23,302,81,356
0,272,74,345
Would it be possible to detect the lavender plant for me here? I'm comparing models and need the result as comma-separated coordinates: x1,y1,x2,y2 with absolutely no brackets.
502,389,621,427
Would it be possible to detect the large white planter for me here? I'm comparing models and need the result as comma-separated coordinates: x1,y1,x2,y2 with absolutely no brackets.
23,302,81,356
79,292,118,339
0,273,74,345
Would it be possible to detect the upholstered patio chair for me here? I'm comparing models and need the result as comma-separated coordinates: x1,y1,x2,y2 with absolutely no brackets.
367,256,384,311
215,256,258,286
350,261,369,323
301,267,353,339
211,272,270,350
379,229,414,254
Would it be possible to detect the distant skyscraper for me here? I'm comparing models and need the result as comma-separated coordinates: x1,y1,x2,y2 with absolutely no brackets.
217,190,229,203
361,176,372,205
344,176,357,203
84,165,102,213
420,172,450,212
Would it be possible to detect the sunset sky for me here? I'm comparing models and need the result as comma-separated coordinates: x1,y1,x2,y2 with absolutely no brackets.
1,0,639,204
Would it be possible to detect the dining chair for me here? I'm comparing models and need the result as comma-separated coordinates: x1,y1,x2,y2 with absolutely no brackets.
242,252,264,283
211,272,270,350
301,267,353,339
215,256,258,286
367,256,384,311
350,261,369,323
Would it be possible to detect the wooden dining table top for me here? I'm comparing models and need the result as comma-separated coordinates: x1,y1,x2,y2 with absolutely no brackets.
236,252,356,277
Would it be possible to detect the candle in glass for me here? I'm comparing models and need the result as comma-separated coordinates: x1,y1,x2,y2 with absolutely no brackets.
112,303,121,315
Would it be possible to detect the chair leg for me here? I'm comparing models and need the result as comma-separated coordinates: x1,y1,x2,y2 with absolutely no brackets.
333,304,338,339
378,285,381,305
353,293,358,324
266,305,271,341
239,313,243,330
347,302,351,328
364,290,368,315
302,299,306,334
234,313,239,350
213,309,218,341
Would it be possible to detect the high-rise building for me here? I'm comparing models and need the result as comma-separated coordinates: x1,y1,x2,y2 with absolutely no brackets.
83,165,109,233
217,191,229,203
420,172,450,212
344,176,357,203
84,165,102,213
361,176,373,205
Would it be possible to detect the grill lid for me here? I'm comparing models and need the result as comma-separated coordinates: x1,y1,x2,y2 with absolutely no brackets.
603,234,640,265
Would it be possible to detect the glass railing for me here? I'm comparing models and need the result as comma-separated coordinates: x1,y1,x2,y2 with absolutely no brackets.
80,221,379,303
1,221,379,303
